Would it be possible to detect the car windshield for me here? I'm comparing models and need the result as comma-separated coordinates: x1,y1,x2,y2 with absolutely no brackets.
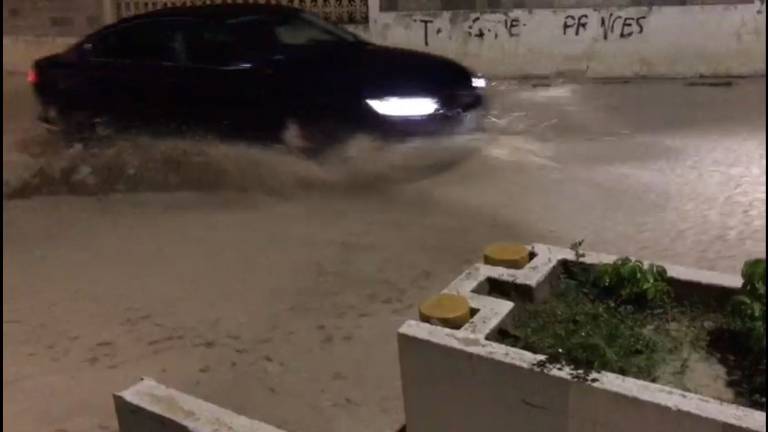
296,12,361,44
227,12,361,48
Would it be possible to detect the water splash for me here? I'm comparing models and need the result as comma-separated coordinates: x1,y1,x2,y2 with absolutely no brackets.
4,128,482,199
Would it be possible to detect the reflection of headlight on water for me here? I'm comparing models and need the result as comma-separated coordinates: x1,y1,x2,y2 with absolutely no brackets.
365,97,439,117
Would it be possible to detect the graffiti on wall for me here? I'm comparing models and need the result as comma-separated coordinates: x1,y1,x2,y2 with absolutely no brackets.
464,13,524,40
413,17,436,46
563,13,647,39
410,11,651,48
411,13,526,47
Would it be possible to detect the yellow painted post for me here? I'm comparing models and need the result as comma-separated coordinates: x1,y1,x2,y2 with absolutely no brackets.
483,243,530,269
418,294,471,329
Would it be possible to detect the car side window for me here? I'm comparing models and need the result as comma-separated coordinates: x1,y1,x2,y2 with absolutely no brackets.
89,19,187,64
225,16,281,57
184,21,247,67
184,18,284,67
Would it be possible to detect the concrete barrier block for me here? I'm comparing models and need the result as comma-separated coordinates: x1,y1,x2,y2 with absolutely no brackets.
114,378,287,432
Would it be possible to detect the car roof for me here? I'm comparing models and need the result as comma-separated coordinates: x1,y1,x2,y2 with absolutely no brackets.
114,3,300,26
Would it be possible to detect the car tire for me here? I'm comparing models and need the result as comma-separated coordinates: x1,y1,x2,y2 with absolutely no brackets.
294,117,354,158
43,106,100,147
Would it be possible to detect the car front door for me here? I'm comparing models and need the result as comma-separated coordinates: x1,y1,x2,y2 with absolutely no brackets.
174,18,282,139
267,12,366,119
204,13,366,137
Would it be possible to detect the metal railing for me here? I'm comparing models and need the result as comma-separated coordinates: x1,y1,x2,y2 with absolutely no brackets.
111,0,368,25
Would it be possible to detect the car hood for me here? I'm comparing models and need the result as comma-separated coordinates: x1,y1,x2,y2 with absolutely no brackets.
356,44,475,97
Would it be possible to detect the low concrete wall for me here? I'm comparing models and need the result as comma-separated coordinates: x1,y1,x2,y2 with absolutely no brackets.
2,0,105,38
3,35,77,73
114,378,288,432
368,2,767,77
399,244,765,432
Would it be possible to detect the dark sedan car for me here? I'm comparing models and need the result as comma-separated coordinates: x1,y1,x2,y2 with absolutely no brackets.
29,4,486,152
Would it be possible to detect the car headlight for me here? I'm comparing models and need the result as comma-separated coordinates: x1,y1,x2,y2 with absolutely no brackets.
471,77,487,89
365,97,439,117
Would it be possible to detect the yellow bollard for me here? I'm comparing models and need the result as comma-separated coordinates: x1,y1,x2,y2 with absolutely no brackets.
418,294,471,329
483,243,530,269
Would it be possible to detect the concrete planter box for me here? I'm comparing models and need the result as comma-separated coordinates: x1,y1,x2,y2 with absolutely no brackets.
398,244,765,432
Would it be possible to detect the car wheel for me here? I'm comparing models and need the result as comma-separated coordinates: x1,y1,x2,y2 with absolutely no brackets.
43,106,99,147
294,117,354,158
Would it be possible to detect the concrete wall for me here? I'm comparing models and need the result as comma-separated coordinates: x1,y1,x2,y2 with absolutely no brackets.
3,36,78,73
398,244,765,432
3,0,765,78
3,0,105,37
381,0,753,11
367,2,766,77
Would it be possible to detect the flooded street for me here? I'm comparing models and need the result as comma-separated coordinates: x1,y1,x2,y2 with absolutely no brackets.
449,78,766,271
3,73,765,432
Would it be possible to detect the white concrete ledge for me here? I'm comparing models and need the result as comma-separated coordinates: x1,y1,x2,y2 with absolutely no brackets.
399,243,764,432
114,378,287,432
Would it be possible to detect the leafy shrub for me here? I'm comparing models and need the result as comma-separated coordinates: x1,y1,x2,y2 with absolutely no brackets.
563,253,673,310
594,258,672,309
724,258,766,408
727,259,766,351
505,246,765,410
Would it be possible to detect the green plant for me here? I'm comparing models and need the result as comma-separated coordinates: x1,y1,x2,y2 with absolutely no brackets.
505,247,688,385
562,242,673,310
503,289,662,380
727,259,766,350
569,239,586,262
724,258,766,408
504,249,766,410
594,257,672,309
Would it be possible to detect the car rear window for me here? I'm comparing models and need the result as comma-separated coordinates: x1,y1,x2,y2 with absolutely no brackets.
89,19,188,64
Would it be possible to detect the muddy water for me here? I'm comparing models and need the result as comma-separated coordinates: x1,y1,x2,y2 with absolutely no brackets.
4,129,483,199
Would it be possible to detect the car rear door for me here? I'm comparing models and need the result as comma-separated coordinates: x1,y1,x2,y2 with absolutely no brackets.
81,18,192,130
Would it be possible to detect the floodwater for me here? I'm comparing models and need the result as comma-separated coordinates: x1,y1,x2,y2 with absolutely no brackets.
3,74,765,432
